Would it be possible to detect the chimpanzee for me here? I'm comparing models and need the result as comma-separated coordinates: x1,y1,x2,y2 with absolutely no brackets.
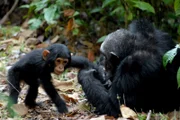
75,19,180,117
8,44,70,114
70,55,111,89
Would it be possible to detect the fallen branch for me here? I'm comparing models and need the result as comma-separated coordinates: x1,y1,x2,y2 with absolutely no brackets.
0,0,19,25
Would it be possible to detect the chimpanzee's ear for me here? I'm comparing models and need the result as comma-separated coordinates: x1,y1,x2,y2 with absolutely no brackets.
42,50,50,60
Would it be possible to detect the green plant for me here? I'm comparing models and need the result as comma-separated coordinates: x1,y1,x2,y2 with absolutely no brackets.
163,44,180,88
20,0,73,30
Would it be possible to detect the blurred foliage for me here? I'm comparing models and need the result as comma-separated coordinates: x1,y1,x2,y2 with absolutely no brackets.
163,44,180,88
20,0,180,43
0,26,20,40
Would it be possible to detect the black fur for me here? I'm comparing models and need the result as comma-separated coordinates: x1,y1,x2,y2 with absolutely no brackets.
8,44,70,113
70,55,111,87
78,68,118,117
76,19,180,117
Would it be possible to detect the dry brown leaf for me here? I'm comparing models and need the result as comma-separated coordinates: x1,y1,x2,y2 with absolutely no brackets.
25,38,38,46
53,79,73,87
88,50,95,62
80,40,93,48
38,86,47,95
168,111,180,120
11,103,29,116
0,38,17,44
36,43,49,48
53,79,75,92
18,30,34,39
37,35,44,42
105,115,116,119
21,19,29,29
0,44,8,51
64,9,75,17
120,105,137,119
0,103,3,107
51,35,60,44
90,115,106,120
117,118,128,120
18,36,25,44
60,93,78,104
68,93,79,100
64,18,74,36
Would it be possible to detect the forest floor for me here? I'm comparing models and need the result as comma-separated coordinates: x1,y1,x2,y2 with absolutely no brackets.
0,26,180,120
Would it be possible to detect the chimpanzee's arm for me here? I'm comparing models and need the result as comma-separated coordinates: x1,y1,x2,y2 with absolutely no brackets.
70,56,94,69
40,73,68,113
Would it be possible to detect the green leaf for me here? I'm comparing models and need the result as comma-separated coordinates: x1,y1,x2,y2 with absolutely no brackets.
102,0,116,8
72,28,79,36
90,7,102,13
30,0,48,12
174,0,180,16
73,11,80,17
28,18,42,30
132,1,155,14
19,4,30,8
56,0,71,6
163,0,174,5
177,67,180,88
97,35,107,43
110,7,122,15
43,5,57,24
127,12,133,21
75,19,84,26
163,47,178,68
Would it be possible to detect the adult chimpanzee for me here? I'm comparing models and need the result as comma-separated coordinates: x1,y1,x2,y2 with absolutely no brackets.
8,44,70,114
70,55,115,114
76,19,180,117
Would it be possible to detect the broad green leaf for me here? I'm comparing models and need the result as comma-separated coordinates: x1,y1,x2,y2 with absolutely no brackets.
102,0,116,8
163,47,178,68
177,67,180,88
73,11,80,17
110,7,122,15
132,1,155,14
72,28,79,36
19,5,30,8
174,0,180,16
97,35,107,43
43,5,57,24
90,7,102,13
163,0,174,5
30,0,48,12
28,18,42,30
56,0,71,6
128,12,133,21
75,19,84,26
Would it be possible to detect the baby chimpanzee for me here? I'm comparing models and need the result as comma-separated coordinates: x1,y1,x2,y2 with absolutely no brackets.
8,44,70,114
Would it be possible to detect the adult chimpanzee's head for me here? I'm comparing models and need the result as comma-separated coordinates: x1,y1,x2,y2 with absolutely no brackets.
100,29,135,80
42,44,71,75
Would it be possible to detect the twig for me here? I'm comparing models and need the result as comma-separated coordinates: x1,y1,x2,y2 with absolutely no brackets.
0,0,19,25
146,110,152,120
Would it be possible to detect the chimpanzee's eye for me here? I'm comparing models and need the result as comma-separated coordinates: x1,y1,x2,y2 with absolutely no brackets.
57,59,61,63
63,61,68,64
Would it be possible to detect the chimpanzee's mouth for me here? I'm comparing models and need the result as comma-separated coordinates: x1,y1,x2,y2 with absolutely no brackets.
54,70,62,75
